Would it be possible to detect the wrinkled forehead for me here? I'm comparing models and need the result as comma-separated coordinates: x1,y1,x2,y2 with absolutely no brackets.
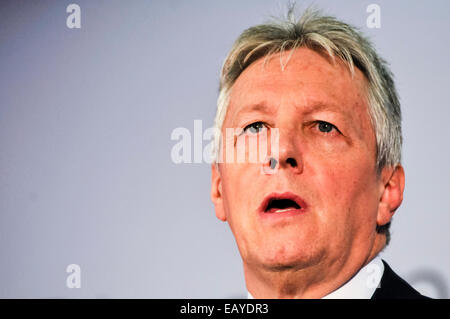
233,48,367,102
226,48,370,123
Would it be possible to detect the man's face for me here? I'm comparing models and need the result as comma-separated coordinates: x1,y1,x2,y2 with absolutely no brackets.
212,48,383,272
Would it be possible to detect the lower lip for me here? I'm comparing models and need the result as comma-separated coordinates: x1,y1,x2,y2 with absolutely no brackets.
259,208,307,220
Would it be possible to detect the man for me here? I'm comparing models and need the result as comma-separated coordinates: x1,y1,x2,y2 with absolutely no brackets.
210,7,428,299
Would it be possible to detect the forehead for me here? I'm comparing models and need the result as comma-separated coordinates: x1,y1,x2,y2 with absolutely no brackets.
227,47,369,121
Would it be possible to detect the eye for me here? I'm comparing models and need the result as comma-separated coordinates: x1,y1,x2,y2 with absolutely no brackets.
243,121,267,134
316,121,337,133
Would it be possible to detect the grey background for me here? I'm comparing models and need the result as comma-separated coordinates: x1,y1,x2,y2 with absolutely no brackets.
0,0,449,298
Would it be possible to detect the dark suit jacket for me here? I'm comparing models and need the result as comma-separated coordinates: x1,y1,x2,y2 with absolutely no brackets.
371,260,430,299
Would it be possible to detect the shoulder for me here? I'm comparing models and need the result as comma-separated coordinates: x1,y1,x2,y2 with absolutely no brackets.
371,260,431,299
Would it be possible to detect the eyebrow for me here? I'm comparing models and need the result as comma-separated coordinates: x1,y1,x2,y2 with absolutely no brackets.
234,102,272,116
232,101,345,122
300,102,344,115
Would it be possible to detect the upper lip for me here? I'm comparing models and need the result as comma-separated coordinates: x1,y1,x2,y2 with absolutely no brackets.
258,192,308,213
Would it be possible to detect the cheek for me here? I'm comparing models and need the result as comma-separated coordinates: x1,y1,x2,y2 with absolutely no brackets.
220,164,257,223
307,151,378,228
219,164,264,256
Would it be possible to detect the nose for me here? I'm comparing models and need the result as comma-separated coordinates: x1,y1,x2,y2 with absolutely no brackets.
270,127,303,174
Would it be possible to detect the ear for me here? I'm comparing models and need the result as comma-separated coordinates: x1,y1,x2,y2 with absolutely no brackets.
376,164,405,228
211,163,226,221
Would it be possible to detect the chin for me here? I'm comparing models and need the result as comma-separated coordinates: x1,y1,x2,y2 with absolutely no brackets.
256,244,322,272
260,256,313,272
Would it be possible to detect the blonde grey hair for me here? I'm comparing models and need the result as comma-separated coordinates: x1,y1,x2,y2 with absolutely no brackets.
212,7,402,244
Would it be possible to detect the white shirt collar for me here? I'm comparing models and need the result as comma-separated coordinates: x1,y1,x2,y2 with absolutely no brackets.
322,256,384,299
247,256,384,299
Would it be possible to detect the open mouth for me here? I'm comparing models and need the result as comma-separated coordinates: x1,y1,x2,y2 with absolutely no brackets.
259,192,307,214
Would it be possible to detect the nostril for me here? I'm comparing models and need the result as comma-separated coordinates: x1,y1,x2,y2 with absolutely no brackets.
286,157,297,167
269,157,278,169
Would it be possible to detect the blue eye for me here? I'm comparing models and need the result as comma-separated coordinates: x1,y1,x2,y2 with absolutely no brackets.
317,121,336,133
243,122,266,134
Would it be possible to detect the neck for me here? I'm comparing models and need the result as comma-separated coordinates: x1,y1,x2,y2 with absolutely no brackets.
245,235,386,298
